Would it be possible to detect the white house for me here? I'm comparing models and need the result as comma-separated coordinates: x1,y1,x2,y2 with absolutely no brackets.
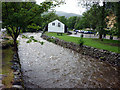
48,20,65,33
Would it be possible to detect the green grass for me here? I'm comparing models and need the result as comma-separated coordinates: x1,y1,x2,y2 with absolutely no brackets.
1,46,14,88
45,32,120,53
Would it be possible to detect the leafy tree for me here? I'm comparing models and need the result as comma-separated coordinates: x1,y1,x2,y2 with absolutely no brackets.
102,2,120,38
74,16,82,29
58,16,67,25
67,16,77,29
41,12,59,29
96,2,106,40
2,1,60,52
114,2,120,38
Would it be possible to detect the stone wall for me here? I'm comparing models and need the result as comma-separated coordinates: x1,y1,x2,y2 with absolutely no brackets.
41,34,120,67
11,53,24,89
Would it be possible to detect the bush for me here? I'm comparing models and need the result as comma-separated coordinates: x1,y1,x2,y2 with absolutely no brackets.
78,35,84,46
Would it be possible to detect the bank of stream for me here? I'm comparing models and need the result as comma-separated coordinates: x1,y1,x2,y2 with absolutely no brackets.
1,45,14,88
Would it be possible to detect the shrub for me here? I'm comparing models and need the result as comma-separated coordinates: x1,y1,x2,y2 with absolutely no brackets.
78,35,84,46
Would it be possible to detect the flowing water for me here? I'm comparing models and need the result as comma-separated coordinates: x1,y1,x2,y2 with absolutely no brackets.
18,33,120,88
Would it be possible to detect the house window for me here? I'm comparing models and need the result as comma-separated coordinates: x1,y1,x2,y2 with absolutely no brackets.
58,23,61,27
52,23,55,26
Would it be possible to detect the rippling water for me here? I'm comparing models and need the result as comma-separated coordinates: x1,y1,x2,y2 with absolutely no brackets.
18,33,120,88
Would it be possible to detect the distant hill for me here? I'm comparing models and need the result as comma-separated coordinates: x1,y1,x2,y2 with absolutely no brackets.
55,11,82,18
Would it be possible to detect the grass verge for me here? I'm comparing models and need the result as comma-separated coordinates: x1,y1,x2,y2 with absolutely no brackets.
1,44,14,88
45,32,120,53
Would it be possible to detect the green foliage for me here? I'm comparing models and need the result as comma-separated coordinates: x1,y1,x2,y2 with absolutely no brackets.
78,37,84,46
2,47,14,88
26,39,32,43
100,56,105,61
58,16,67,25
41,12,59,29
109,27,118,36
7,40,19,46
22,35,44,45
67,16,77,29
3,37,9,40
2,1,60,49
27,23,41,32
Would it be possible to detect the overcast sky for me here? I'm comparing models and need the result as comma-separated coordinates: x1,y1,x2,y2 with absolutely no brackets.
36,0,86,15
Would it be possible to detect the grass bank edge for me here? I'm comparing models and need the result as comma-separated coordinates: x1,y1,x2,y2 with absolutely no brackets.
45,32,120,53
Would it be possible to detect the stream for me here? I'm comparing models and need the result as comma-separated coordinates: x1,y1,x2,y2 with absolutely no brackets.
18,33,120,88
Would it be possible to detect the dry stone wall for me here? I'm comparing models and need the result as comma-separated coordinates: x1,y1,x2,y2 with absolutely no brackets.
41,34,120,67
11,53,24,89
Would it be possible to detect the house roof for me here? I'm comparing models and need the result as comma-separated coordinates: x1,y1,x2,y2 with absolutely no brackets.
49,19,64,25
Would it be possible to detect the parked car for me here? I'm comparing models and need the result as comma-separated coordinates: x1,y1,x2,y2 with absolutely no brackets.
84,31,94,34
84,31,89,34
74,30,79,32
88,31,94,34
79,30,84,33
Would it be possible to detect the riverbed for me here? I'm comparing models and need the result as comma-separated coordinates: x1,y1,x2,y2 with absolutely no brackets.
18,33,120,88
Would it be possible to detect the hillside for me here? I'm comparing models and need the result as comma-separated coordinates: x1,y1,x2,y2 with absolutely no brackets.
55,11,82,18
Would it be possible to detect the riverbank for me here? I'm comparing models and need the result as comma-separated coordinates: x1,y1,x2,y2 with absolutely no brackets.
1,38,14,88
45,32,120,53
1,36,24,89
2,47,14,88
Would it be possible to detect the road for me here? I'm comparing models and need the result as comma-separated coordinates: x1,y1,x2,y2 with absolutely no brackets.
69,31,118,40
18,33,120,88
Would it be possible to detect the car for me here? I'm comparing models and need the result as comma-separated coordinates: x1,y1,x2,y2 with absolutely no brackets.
74,30,79,32
83,31,89,34
88,31,94,34
81,30,85,33
79,30,84,33
84,31,94,34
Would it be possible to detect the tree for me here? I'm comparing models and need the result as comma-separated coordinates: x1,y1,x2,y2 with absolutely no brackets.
67,16,77,29
58,16,67,25
2,1,61,52
74,16,82,29
41,12,59,29
97,2,106,40
114,2,120,39
102,2,120,39
77,1,107,40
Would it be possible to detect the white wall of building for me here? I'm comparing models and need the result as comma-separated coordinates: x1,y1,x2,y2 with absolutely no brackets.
48,20,65,33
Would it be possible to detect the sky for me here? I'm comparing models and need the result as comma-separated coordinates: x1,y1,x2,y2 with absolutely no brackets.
36,0,86,15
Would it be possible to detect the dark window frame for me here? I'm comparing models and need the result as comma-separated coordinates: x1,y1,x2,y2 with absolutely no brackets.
52,23,55,26
58,23,61,27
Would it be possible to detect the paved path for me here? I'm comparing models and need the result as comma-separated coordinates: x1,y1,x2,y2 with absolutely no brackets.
18,33,120,88
69,31,118,40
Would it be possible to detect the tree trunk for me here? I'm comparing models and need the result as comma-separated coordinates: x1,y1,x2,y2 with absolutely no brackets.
99,2,105,41
99,34,103,41
13,39,18,57
14,39,17,50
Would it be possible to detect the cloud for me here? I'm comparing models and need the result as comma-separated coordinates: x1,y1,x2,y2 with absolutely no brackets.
36,0,45,4
36,0,86,15
55,0,86,15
